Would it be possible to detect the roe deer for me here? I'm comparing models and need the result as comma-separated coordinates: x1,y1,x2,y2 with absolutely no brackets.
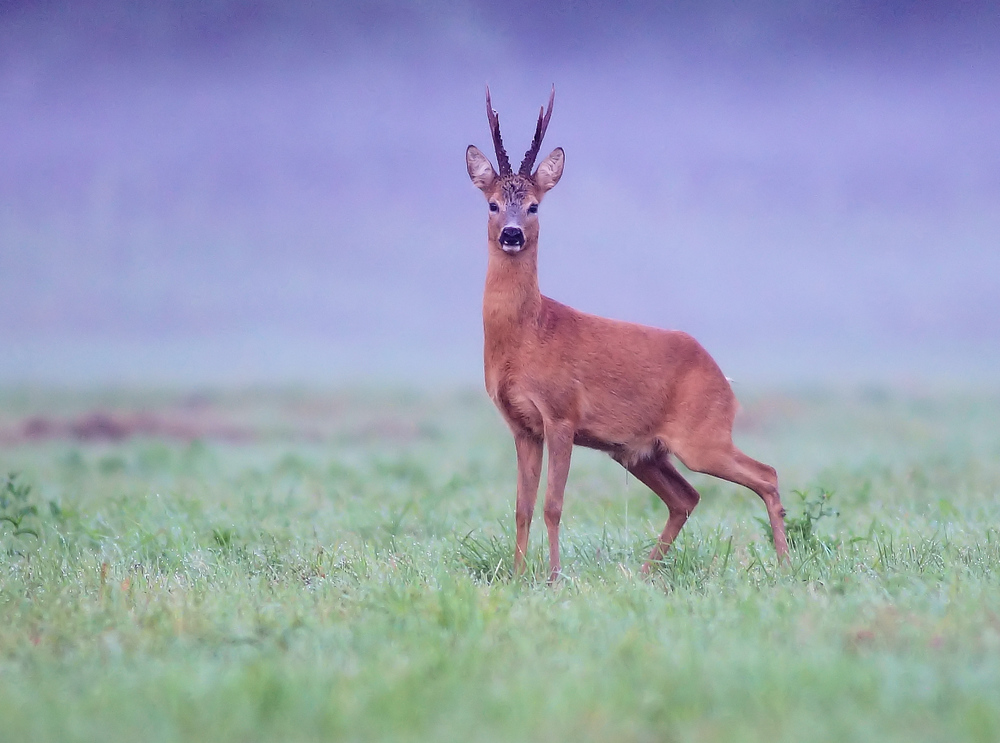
466,87,789,581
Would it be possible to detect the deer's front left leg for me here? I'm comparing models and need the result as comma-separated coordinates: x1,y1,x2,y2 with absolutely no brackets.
513,432,543,576
543,420,574,582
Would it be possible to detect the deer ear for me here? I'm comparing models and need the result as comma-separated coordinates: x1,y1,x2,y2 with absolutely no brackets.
534,147,564,193
466,145,496,192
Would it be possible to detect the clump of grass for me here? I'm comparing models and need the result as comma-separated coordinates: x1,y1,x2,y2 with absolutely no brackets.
213,526,239,550
870,528,946,575
647,527,735,590
457,527,514,583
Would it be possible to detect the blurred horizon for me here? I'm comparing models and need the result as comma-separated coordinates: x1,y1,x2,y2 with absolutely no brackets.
2,0,999,387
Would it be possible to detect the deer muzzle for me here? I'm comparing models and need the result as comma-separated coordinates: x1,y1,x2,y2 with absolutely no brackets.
499,226,526,253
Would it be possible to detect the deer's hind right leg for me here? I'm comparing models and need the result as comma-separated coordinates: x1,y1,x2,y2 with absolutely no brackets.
616,452,701,574
513,432,544,575
674,442,789,561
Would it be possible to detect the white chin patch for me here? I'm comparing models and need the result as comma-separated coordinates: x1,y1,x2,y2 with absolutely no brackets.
501,244,523,254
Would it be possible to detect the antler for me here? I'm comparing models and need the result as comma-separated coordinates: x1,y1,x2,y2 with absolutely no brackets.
485,86,512,176
519,85,555,176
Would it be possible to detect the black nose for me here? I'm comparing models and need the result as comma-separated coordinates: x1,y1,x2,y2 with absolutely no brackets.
500,226,524,246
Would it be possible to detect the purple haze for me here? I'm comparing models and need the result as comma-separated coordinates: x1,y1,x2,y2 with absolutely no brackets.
2,1,999,385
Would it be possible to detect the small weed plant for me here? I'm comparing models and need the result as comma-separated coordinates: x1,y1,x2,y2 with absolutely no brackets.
759,487,838,553
0,472,41,552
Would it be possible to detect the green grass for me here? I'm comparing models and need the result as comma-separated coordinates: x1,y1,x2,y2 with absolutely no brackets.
2,387,1000,742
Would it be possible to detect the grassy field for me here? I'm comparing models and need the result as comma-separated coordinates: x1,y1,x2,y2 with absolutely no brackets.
1,386,999,742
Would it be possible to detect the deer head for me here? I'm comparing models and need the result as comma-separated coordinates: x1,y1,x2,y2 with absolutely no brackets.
466,87,564,255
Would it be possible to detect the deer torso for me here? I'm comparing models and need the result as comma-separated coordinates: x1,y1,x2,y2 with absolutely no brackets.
481,249,730,461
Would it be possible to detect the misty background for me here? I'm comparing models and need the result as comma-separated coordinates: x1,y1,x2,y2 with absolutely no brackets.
2,1,998,387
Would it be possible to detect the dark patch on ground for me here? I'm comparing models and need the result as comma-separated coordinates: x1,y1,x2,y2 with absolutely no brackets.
0,399,438,447
2,411,261,445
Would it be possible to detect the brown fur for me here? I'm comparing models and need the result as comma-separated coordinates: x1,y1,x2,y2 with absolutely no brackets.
467,97,789,581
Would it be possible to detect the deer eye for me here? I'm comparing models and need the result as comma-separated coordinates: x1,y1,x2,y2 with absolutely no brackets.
527,203,538,214
489,202,499,212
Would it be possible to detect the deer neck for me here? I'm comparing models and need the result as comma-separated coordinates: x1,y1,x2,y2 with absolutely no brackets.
483,245,542,345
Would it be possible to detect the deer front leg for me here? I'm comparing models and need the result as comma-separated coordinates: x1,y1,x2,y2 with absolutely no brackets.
543,420,574,583
513,433,543,576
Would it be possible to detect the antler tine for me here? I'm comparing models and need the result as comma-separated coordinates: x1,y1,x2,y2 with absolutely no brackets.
485,86,512,176
519,85,555,176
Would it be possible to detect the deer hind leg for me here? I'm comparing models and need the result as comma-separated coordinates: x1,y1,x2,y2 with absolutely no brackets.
617,452,701,574
675,442,789,561
513,433,544,576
